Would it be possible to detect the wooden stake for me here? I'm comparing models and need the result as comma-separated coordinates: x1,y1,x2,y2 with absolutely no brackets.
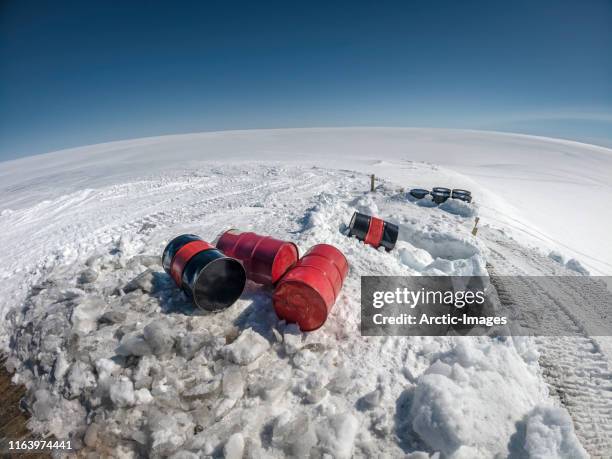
472,216,480,236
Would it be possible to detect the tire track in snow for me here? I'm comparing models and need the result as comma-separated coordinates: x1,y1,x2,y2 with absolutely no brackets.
484,229,612,457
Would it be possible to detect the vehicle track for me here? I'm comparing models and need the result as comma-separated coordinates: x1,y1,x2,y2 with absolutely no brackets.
483,228,612,457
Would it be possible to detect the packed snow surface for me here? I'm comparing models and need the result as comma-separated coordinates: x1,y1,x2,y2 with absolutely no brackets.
0,127,607,457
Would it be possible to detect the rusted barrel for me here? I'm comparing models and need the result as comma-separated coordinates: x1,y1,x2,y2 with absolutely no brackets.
409,188,430,199
162,234,246,311
215,229,299,286
273,244,348,331
348,211,399,251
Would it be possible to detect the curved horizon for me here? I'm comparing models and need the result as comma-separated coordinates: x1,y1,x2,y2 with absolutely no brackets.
3,126,612,165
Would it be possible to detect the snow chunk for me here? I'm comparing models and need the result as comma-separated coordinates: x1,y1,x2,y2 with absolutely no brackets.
509,405,588,458
98,309,126,325
410,339,545,457
66,361,96,398
148,409,194,456
272,412,317,457
223,328,270,365
52,352,70,382
222,366,245,400
143,321,175,356
109,376,135,407
177,332,213,360
283,323,303,355
224,433,245,459
116,332,153,356
71,296,104,333
123,269,157,293
95,357,120,380
397,242,434,271
548,250,565,265
438,199,476,218
565,258,589,275
77,268,98,284
316,412,359,459
134,388,154,405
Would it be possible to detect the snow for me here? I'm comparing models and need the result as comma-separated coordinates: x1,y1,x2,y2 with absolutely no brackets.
565,258,590,275
224,432,245,459
0,127,606,457
109,376,136,407
410,338,547,456
509,405,588,458
223,328,271,365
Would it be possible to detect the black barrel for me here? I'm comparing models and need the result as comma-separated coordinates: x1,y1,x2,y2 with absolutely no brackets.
452,189,472,203
453,194,472,203
162,234,246,311
348,212,371,240
348,211,399,251
182,249,247,311
432,187,451,195
452,189,471,197
380,221,399,251
431,191,450,204
409,188,430,199
162,234,202,273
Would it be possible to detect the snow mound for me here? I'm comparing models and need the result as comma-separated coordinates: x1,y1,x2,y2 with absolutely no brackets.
410,338,547,457
565,258,590,276
508,405,588,458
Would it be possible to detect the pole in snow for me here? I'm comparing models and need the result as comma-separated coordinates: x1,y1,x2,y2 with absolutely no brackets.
472,217,480,236
370,174,375,192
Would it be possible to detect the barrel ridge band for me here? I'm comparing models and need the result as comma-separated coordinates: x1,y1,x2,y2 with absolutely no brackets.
170,240,214,285
310,245,349,279
280,261,336,300
364,217,385,246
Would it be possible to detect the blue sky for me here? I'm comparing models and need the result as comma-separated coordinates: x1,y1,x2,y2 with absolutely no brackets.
1,0,611,160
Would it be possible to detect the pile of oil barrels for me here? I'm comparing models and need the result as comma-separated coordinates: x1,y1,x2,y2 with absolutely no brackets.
409,187,472,204
162,230,348,331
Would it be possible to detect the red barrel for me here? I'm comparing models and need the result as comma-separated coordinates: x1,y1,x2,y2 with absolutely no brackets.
273,244,348,331
162,234,246,311
216,229,299,286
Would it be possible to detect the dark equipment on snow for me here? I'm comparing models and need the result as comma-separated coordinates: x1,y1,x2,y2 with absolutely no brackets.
452,189,472,202
215,229,299,286
348,211,399,251
432,187,451,195
273,244,349,331
452,189,471,197
431,190,450,204
409,188,430,199
162,234,246,311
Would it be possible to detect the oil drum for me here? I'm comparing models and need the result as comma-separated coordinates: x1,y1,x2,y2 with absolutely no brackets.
348,212,399,251
273,244,348,331
162,234,246,311
215,229,299,286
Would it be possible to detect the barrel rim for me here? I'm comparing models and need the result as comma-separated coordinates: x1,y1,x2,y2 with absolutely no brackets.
191,255,247,311
273,279,330,331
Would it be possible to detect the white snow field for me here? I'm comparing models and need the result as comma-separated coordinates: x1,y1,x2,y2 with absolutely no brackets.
0,127,610,458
